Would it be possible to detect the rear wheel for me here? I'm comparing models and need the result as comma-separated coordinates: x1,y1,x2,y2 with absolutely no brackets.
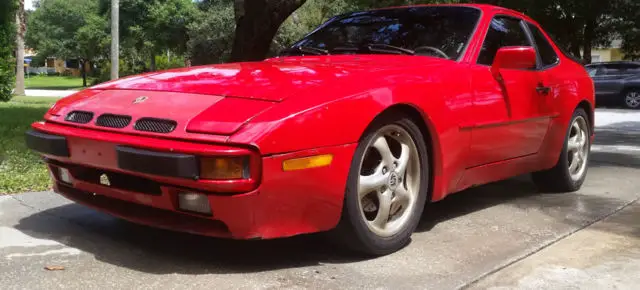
623,89,640,109
532,108,591,192
331,115,429,256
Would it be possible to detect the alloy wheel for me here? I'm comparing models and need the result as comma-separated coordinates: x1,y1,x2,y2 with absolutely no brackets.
356,124,421,238
566,116,589,181
625,91,640,109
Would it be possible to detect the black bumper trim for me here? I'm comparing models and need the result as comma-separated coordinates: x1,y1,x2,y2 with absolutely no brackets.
25,129,70,157
116,146,199,179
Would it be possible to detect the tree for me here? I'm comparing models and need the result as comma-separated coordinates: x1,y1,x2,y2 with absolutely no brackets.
147,0,196,70
230,0,307,62
26,0,110,87
0,0,17,102
187,0,235,65
99,0,196,71
15,0,25,96
615,0,640,60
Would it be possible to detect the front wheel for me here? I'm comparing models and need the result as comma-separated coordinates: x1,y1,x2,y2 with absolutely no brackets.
330,115,429,256
532,108,591,192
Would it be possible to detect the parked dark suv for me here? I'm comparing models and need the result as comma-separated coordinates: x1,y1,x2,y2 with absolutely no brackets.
586,61,640,109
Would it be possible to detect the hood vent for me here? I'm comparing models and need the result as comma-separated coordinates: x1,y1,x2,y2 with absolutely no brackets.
65,111,94,124
63,111,177,134
96,114,132,129
134,118,177,134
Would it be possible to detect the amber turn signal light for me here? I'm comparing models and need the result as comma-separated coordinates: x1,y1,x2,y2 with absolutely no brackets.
200,157,248,180
282,154,333,171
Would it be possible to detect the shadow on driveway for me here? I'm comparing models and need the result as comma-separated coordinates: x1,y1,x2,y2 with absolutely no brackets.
14,170,637,276
11,116,640,275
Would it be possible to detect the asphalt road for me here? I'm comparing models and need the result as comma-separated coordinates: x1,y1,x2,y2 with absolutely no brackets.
1,109,639,290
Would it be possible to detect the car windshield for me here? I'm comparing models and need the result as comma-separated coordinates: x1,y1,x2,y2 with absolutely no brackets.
282,6,481,60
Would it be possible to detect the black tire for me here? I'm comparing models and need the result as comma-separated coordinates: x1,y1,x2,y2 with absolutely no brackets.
329,115,430,256
532,108,591,192
622,89,640,110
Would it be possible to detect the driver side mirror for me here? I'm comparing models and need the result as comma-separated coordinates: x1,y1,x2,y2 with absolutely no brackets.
491,46,537,80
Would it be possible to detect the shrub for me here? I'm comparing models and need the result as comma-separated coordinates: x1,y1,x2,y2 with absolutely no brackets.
0,0,17,102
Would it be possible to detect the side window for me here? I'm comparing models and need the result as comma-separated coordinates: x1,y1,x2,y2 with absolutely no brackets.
604,64,623,76
527,23,560,67
622,64,640,75
477,16,531,66
586,66,598,77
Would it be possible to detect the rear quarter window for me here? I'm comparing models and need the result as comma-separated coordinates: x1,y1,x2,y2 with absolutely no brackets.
526,23,560,68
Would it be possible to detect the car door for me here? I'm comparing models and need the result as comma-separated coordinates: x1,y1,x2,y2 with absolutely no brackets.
597,64,626,96
588,65,608,96
466,15,552,168
524,22,561,118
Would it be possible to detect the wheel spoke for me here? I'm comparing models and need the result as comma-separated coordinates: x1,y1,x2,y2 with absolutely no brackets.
572,122,581,135
373,136,394,168
395,143,411,176
578,148,586,163
389,186,413,220
569,151,579,173
359,169,386,198
568,135,580,151
372,191,392,228
394,185,413,208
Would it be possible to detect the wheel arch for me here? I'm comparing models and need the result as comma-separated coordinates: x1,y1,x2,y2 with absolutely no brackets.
362,103,442,202
576,100,594,135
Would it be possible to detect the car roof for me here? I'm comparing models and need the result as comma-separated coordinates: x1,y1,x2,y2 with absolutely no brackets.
586,61,640,67
371,4,537,24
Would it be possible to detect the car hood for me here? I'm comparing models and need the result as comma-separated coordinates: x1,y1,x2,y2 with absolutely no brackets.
49,55,452,136
91,55,453,102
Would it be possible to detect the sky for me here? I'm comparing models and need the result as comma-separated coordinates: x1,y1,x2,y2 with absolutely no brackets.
25,0,34,10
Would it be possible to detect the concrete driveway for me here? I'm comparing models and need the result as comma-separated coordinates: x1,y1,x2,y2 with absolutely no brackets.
1,109,639,290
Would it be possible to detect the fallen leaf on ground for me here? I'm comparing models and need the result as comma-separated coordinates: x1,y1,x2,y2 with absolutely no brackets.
44,265,65,271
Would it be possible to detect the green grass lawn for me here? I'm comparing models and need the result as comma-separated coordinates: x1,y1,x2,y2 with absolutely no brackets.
25,75,90,90
0,96,59,194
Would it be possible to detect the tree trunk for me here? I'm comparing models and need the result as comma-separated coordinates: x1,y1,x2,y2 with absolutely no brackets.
81,59,87,87
110,0,119,79
150,54,156,71
230,0,307,62
570,42,582,61
14,0,25,96
582,19,595,64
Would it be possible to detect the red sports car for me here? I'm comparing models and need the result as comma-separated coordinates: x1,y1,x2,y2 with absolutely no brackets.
26,4,594,255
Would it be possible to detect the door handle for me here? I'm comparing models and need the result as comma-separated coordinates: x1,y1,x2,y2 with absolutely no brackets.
536,83,551,95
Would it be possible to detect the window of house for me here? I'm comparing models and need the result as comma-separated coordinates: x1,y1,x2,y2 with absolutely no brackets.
65,59,79,69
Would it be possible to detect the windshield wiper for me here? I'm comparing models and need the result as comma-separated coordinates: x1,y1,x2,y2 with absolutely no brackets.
367,44,415,55
280,46,329,56
332,43,415,55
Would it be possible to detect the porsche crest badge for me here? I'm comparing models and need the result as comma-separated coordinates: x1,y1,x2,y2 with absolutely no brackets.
99,174,111,186
132,96,148,104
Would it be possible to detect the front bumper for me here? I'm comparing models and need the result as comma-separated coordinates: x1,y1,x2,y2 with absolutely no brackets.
26,122,356,239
